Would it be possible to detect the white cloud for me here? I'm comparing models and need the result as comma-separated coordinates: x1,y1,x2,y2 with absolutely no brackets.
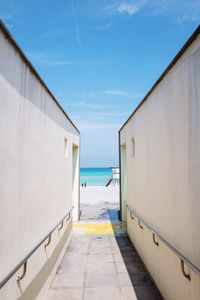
77,121,119,130
39,60,106,66
71,111,129,120
103,90,127,96
67,101,105,109
103,89,144,98
27,51,107,66
102,0,200,22
117,2,140,15
150,0,200,21
104,1,143,16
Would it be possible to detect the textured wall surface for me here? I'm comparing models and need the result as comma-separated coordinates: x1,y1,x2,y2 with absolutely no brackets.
120,32,200,299
0,25,80,298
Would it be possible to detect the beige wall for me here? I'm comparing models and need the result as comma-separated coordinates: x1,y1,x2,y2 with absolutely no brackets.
0,24,80,299
120,31,200,299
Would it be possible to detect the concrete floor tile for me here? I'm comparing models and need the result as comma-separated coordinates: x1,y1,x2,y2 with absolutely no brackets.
114,253,137,263
69,241,89,248
112,248,122,255
57,260,87,274
110,236,119,242
118,272,133,287
116,262,128,273
84,287,121,300
128,272,154,287
58,254,88,274
115,241,132,248
61,253,88,264
134,287,163,300
67,247,88,254
89,239,110,248
120,287,138,300
85,273,119,288
87,254,114,264
51,273,85,288
46,288,84,300
88,247,113,255
120,247,137,255
71,238,90,244
87,261,116,274
125,262,146,274
125,256,141,264
113,253,125,263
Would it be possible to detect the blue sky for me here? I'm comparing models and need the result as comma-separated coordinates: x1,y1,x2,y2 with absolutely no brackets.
1,0,199,167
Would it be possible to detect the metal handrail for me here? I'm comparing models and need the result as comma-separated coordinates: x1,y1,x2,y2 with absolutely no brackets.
0,207,73,289
127,205,200,277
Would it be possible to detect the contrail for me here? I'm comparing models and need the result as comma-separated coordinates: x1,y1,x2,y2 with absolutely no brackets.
70,0,82,49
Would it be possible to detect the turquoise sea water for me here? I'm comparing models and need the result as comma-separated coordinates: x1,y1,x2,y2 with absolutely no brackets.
80,168,113,186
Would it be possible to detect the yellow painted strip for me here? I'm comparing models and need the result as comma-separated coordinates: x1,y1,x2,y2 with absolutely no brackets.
73,223,127,228
73,223,127,235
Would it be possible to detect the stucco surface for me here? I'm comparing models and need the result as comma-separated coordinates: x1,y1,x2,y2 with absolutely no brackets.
0,25,80,297
120,33,200,299
120,34,200,269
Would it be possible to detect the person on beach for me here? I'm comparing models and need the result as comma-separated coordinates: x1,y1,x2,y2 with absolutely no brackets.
84,182,87,188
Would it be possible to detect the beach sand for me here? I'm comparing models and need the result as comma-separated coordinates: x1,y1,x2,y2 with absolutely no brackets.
80,185,119,204
80,185,120,222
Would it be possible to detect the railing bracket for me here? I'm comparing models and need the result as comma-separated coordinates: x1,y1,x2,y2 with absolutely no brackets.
44,234,52,249
58,221,64,232
138,220,143,229
181,259,191,281
17,261,27,285
66,212,71,222
152,233,159,246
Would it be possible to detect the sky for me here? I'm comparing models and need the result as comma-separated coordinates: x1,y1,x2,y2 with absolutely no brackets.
0,1,199,167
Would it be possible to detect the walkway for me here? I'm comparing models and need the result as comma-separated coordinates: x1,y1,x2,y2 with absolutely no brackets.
45,187,163,300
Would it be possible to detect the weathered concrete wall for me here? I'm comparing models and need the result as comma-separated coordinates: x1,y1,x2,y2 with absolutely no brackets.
120,28,200,299
0,23,80,299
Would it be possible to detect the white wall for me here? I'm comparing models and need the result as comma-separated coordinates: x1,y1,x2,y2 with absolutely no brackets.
0,24,80,299
120,31,200,299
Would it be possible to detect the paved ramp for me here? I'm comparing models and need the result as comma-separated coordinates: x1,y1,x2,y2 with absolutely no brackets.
45,198,163,299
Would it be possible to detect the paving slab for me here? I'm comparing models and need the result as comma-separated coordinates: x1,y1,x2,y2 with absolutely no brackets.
134,287,163,300
46,288,84,300
86,261,116,274
51,273,85,288
120,287,138,300
87,254,114,264
84,287,121,300
85,273,119,288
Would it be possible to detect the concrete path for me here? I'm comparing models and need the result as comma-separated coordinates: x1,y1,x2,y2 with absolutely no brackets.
45,188,163,300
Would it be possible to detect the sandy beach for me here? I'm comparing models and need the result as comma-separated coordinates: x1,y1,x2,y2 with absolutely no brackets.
79,185,120,221
80,185,119,204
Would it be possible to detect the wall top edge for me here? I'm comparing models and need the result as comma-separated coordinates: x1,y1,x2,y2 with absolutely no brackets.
0,19,80,135
119,25,200,133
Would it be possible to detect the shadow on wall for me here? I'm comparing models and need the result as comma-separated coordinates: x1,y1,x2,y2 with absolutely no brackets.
107,209,163,300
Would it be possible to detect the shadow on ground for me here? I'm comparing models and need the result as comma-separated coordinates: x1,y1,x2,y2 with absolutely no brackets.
80,202,119,220
108,208,164,300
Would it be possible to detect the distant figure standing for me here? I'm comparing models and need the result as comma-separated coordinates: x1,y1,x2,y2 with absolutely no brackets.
84,182,87,188
81,183,83,188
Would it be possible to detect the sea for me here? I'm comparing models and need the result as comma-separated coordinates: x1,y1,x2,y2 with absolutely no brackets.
80,167,113,186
